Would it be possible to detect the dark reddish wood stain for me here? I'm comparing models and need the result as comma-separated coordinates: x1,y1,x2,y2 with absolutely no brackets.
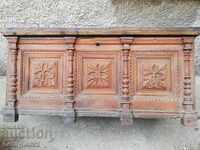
2,28,199,127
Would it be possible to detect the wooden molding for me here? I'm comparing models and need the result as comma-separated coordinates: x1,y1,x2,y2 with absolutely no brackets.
2,27,200,36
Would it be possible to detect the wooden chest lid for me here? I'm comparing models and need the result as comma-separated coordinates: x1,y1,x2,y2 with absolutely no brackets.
1,27,200,36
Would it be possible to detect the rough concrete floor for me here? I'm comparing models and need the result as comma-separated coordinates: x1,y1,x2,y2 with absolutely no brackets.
0,76,200,150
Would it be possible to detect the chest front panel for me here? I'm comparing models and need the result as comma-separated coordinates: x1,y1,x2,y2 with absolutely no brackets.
16,37,185,113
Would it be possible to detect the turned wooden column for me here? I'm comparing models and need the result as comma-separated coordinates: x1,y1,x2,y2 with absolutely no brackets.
120,37,134,125
3,36,19,122
181,37,197,127
64,37,76,122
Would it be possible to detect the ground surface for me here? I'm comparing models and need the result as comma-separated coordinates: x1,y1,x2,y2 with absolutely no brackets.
0,76,200,150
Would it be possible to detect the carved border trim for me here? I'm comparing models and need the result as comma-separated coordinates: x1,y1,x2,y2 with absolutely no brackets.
64,37,77,109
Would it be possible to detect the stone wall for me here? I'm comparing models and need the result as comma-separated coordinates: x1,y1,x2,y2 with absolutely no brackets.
0,0,200,75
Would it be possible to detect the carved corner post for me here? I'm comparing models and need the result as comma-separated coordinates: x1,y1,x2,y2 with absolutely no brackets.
3,36,19,122
64,37,77,123
120,37,134,126
181,37,197,127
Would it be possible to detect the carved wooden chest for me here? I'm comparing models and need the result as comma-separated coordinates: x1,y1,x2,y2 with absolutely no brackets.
2,28,200,127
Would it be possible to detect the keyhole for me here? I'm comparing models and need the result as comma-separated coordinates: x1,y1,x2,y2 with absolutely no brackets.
96,42,100,46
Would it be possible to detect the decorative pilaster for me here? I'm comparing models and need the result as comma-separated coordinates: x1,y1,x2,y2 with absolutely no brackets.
181,37,197,127
64,37,76,122
120,37,134,125
3,36,19,122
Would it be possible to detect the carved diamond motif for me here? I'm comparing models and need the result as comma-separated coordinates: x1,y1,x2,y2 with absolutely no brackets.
86,62,112,88
78,53,117,94
143,64,167,90
32,62,58,88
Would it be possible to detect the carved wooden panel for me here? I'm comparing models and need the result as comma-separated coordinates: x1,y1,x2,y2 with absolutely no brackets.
142,64,168,90
75,51,120,110
31,60,58,89
131,48,182,111
137,58,171,94
76,52,119,94
21,52,64,95
133,51,179,96
84,59,112,89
